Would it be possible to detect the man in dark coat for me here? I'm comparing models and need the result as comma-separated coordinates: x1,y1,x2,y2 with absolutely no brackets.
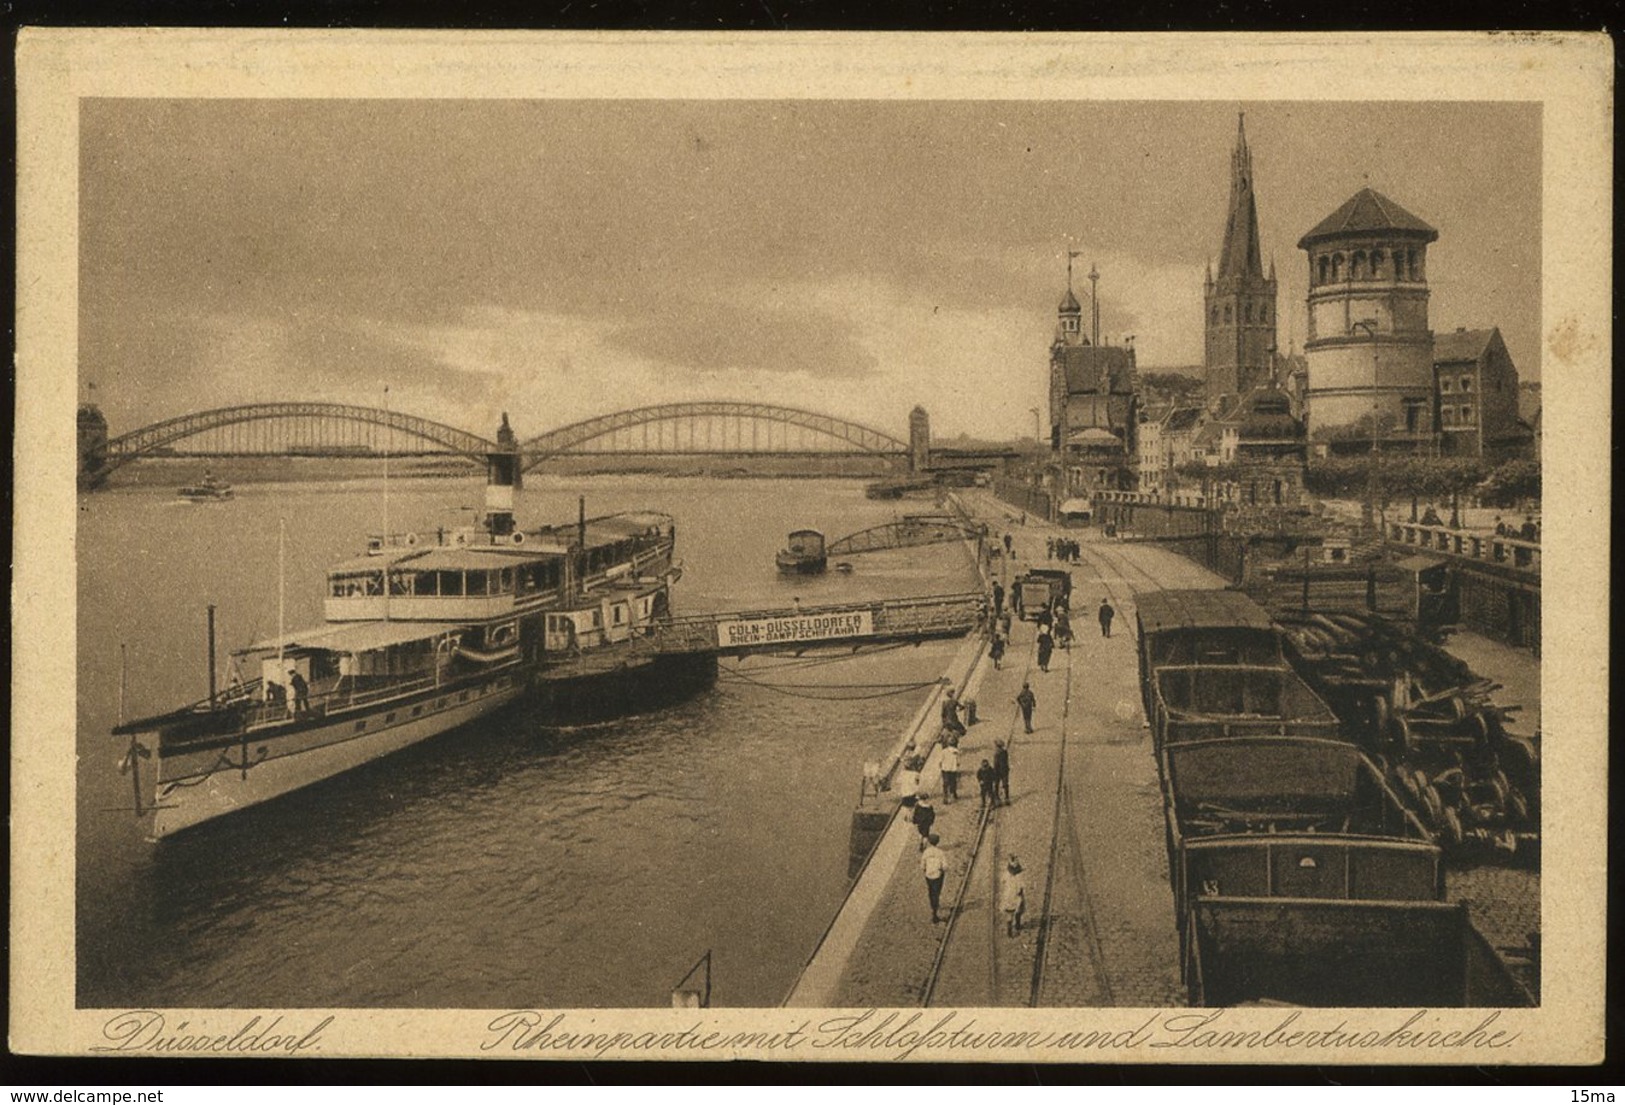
993,739,1011,806
1015,682,1036,734
976,759,998,811
1036,628,1054,672
1098,598,1115,638
991,580,1004,617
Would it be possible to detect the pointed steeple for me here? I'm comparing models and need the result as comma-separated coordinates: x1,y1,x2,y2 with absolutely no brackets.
1217,112,1265,283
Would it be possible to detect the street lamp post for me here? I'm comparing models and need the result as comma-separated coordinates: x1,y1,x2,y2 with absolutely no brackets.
1350,319,1382,533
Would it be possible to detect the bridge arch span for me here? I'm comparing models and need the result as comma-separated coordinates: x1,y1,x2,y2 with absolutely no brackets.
519,401,909,470
100,402,498,475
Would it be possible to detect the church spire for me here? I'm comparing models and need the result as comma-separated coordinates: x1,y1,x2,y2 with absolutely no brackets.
1217,111,1265,283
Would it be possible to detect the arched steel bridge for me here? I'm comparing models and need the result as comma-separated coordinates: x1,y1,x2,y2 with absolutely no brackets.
518,401,909,471
96,402,500,476
88,399,912,478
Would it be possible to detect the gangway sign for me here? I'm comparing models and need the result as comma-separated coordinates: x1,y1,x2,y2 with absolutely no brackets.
715,609,876,648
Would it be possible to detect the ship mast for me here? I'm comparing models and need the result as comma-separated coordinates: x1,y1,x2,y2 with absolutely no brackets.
277,517,287,671
382,385,391,621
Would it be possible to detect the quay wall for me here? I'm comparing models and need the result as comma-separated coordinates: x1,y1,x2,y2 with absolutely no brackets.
782,629,988,1007
784,501,992,1006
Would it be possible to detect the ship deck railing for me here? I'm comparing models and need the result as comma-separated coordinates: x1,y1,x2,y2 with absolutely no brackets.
237,662,520,731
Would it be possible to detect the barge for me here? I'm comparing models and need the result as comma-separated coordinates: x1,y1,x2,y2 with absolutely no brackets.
1136,589,1533,1007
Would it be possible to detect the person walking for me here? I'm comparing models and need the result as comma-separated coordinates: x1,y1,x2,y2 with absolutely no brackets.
976,759,997,812
989,632,1006,670
912,791,936,847
1046,537,1056,560
1015,682,1036,734
1036,627,1054,672
1098,598,1115,638
1055,607,1073,649
896,755,919,805
1011,580,1025,619
1000,856,1027,937
991,580,1004,618
939,742,960,804
994,739,1012,806
920,833,948,924
1003,532,1013,555
940,689,967,738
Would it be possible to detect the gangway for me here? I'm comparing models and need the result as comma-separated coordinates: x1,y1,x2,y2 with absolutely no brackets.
826,516,985,559
637,591,986,660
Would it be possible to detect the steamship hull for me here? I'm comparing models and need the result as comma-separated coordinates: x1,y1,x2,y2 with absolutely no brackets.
135,648,719,840
143,669,527,839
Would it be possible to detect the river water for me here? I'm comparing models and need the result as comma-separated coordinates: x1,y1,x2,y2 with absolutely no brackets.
76,471,977,1009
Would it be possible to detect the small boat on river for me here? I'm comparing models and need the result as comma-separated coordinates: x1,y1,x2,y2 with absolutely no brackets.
775,529,827,574
114,450,710,840
177,472,234,501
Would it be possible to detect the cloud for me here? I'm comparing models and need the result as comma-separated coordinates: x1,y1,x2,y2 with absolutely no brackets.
604,292,881,381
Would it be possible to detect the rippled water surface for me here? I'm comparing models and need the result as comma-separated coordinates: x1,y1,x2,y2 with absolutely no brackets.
77,471,976,1008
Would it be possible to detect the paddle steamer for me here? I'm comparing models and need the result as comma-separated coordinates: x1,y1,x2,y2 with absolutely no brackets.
114,449,709,840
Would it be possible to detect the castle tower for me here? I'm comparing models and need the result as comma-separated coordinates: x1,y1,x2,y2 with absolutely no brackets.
1298,187,1439,446
1203,114,1279,404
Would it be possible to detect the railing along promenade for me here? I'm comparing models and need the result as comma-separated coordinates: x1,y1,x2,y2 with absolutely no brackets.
1382,519,1541,574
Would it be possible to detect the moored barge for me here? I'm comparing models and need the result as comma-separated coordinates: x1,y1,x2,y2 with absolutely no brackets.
1136,589,1533,1007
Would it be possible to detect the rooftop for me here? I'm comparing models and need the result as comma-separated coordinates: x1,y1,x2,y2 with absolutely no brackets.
1433,327,1500,364
1298,187,1439,248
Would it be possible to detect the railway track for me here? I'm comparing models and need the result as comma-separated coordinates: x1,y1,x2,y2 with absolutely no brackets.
915,510,1220,1007
919,634,1080,1006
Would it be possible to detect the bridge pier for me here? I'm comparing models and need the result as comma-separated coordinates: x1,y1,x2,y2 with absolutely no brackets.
78,404,109,490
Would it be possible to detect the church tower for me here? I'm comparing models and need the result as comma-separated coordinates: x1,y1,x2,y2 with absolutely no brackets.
1204,114,1279,404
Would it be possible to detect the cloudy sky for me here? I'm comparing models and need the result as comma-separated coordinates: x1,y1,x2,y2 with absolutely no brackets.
80,99,1540,442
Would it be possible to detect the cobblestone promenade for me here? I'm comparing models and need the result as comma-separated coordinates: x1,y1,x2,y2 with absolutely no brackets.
815,491,1540,1008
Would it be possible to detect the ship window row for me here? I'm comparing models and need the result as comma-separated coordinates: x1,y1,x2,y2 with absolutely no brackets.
582,537,647,577
330,563,562,598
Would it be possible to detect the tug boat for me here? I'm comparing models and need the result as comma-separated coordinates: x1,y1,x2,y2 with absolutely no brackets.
113,446,711,840
177,472,234,501
774,529,827,574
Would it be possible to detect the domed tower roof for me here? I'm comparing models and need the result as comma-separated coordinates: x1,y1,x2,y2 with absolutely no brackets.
1298,187,1438,249
1058,287,1082,313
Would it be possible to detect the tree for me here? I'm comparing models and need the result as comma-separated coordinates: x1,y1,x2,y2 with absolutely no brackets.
1303,458,1370,498
1475,458,1541,507
1140,372,1205,403
1308,410,1398,445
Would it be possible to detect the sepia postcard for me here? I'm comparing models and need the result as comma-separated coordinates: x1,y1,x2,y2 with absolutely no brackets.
12,30,1611,1063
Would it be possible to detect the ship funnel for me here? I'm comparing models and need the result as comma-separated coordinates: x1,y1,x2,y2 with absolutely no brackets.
485,413,521,538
